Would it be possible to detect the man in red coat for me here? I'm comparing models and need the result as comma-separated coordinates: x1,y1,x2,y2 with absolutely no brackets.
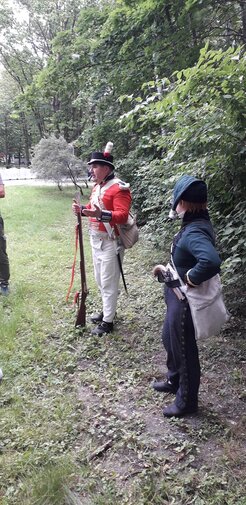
72,143,132,335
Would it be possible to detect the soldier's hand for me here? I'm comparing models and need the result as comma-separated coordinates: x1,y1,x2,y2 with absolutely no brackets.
72,201,81,215
82,204,102,219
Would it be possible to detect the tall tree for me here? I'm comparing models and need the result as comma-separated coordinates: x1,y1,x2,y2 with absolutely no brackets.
0,0,87,153
0,73,28,165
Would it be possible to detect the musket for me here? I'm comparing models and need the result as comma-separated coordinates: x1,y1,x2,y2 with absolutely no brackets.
74,195,88,327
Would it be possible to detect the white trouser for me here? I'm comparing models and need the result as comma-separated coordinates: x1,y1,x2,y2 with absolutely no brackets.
90,236,124,323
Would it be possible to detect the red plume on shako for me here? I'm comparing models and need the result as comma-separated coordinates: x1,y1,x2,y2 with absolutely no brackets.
104,142,113,158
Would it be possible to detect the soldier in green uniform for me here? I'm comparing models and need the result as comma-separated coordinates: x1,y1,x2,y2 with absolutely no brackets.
0,173,10,295
153,175,221,417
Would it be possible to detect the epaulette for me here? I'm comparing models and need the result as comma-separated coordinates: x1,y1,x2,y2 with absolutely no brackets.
117,179,130,190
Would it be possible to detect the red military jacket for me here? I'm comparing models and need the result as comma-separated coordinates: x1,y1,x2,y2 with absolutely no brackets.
85,176,132,235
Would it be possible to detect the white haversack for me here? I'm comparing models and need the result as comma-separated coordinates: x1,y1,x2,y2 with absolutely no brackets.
117,212,139,249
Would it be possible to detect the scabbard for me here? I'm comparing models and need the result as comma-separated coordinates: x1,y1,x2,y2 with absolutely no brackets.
117,253,128,294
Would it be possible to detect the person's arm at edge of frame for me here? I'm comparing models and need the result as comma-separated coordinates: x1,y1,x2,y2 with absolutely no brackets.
0,183,5,198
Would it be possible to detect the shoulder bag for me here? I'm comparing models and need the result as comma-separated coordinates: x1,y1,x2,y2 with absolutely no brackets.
116,212,139,249
171,260,230,339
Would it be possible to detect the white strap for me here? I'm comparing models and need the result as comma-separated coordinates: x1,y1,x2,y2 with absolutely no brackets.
102,220,115,239
92,178,128,242
94,185,116,240
170,245,185,288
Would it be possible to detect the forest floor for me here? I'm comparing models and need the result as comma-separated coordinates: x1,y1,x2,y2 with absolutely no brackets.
69,241,246,505
0,186,245,505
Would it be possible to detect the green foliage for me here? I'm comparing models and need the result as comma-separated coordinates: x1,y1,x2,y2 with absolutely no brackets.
219,202,246,286
118,45,246,288
121,45,245,175
1,0,244,161
0,74,29,162
0,0,245,291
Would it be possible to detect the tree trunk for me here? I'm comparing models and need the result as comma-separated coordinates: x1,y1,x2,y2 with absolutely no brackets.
189,13,198,46
33,108,46,138
4,116,10,167
239,1,246,43
164,4,174,33
20,111,31,165
67,163,84,195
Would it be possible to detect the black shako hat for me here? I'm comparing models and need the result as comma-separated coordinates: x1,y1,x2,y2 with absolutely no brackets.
172,175,207,210
87,142,115,170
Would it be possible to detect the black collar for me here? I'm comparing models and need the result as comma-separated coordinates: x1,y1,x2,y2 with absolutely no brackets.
182,209,210,227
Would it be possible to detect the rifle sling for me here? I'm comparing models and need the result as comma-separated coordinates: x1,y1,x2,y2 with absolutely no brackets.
66,224,79,302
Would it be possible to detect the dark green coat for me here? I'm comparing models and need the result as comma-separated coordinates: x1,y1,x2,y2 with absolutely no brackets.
173,213,221,285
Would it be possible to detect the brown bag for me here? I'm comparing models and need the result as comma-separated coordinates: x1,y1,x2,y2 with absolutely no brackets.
116,212,139,249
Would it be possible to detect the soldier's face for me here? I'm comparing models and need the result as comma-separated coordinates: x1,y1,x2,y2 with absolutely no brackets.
90,163,111,184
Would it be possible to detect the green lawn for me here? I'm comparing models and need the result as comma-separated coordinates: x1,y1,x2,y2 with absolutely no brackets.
0,186,245,505
0,186,95,504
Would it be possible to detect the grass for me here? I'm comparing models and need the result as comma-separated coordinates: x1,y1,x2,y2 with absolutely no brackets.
0,185,245,505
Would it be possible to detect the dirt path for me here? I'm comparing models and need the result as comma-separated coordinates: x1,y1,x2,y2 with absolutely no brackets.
70,239,246,504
